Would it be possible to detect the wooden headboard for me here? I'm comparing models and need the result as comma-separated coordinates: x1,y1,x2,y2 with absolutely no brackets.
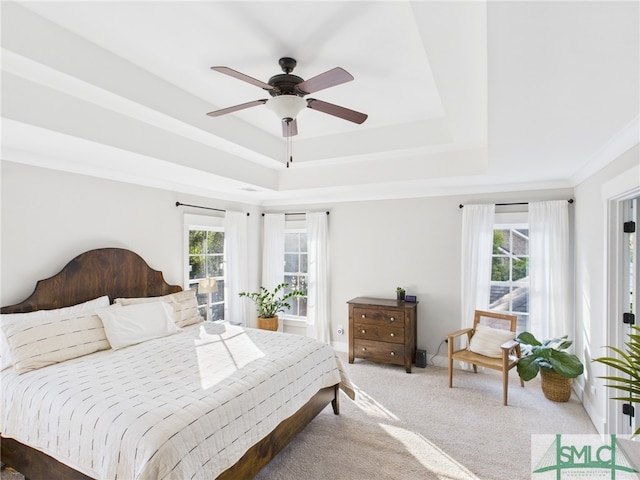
1,248,182,314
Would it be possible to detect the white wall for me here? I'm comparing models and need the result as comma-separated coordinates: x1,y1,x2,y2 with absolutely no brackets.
573,144,640,434
0,161,261,308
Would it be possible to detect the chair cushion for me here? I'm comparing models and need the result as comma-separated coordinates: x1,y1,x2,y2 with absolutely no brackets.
468,324,515,358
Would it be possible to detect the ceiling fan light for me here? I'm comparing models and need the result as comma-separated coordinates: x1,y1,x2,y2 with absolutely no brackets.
265,95,307,120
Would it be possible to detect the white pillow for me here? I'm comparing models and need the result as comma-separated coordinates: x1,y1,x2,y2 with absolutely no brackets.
115,290,203,327
2,312,110,374
97,301,180,350
468,324,516,358
0,295,110,371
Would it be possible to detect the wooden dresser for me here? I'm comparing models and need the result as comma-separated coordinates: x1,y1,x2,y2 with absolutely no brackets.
347,297,418,373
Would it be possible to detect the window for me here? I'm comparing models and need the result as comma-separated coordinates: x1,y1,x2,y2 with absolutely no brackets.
490,225,529,332
185,215,225,321
283,229,308,319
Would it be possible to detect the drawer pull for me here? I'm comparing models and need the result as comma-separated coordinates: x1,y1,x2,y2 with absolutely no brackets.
361,329,366,334
390,332,395,337
390,317,395,322
361,314,366,318
390,351,395,356
362,347,367,352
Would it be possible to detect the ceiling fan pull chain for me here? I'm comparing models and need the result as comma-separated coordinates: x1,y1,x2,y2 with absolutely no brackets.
285,120,294,168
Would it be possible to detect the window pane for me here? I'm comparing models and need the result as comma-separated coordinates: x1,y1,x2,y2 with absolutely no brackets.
284,254,299,273
300,253,308,274
512,229,529,255
513,257,528,281
189,231,206,254
300,233,308,253
512,287,529,313
284,233,298,252
206,256,224,277
190,256,204,279
211,303,225,321
491,257,510,281
298,296,307,316
493,230,509,254
208,231,224,254
489,285,511,310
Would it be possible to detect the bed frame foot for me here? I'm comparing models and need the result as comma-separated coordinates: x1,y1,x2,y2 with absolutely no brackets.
331,384,340,414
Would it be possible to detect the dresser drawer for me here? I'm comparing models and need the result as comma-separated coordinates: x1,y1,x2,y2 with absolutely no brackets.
353,321,404,344
353,307,404,326
353,339,405,366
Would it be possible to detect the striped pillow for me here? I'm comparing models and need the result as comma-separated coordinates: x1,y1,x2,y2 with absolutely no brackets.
2,312,110,374
468,324,515,358
115,289,203,327
0,295,110,371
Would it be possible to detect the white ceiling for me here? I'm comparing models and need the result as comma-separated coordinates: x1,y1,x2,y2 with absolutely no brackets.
1,1,638,206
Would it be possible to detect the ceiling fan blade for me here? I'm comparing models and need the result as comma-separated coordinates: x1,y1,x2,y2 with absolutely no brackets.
296,67,354,94
211,66,275,91
282,118,298,137
206,99,268,117
306,98,368,124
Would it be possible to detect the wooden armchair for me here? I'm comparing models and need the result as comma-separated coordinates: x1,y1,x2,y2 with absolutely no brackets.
447,310,523,405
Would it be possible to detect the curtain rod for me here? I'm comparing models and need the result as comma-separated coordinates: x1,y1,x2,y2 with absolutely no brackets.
458,199,574,209
261,211,330,216
175,202,250,216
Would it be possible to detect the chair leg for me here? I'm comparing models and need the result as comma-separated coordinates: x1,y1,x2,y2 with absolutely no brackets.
503,368,509,406
448,342,453,388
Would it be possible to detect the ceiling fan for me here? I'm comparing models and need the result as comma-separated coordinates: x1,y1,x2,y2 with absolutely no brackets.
206,57,368,137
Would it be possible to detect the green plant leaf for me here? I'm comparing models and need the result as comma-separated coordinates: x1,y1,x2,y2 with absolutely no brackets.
517,331,541,347
517,354,540,381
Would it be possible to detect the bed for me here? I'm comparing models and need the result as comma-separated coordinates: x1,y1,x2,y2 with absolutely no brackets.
1,248,351,480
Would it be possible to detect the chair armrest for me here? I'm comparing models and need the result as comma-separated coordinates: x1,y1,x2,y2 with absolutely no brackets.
448,328,473,340
500,339,518,350
500,339,522,359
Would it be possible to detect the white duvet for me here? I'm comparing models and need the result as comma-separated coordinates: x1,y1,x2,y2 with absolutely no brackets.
1,322,344,479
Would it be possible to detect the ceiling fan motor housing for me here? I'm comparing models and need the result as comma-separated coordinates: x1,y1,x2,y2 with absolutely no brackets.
268,74,304,96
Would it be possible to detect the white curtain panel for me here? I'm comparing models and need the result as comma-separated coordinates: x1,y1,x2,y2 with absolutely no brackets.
261,214,285,331
529,200,571,340
306,212,331,343
461,204,495,329
224,211,249,326
261,214,285,291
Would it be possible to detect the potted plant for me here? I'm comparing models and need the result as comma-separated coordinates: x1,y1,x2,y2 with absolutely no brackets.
593,325,640,435
239,283,304,331
516,332,584,402
396,287,406,301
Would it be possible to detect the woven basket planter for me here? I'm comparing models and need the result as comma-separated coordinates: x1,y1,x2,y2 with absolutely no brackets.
258,316,279,331
540,368,573,402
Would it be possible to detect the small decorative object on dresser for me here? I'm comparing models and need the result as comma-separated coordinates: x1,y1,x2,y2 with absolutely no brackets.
395,287,405,301
347,297,418,373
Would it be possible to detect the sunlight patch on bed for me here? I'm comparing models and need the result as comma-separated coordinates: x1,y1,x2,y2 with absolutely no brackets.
379,423,480,480
194,323,264,390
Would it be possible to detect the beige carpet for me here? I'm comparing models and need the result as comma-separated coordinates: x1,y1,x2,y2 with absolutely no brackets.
255,355,597,480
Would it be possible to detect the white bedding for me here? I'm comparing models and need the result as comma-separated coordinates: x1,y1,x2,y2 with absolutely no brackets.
1,322,345,479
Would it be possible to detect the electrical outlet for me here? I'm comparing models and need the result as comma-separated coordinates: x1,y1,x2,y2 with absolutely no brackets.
337,325,344,335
